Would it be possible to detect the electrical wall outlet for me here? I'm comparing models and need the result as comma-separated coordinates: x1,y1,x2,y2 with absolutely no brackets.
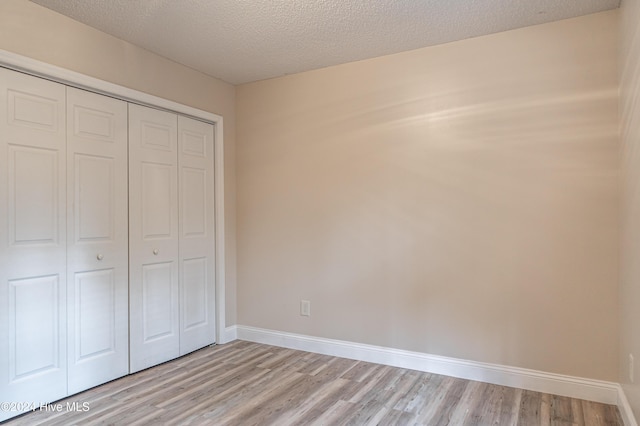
630,354,635,383
300,300,311,317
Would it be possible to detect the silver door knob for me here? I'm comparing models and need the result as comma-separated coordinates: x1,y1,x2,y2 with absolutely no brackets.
97,254,104,261
153,249,159,255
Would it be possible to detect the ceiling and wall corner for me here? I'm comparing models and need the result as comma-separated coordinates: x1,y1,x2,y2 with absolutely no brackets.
30,0,620,85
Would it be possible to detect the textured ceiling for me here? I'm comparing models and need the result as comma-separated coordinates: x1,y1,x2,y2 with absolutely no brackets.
30,0,620,85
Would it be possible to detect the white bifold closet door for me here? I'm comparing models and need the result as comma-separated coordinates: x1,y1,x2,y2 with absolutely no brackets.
129,104,215,373
0,71,130,421
0,65,216,420
178,115,215,356
66,87,129,393
129,104,180,373
0,68,67,417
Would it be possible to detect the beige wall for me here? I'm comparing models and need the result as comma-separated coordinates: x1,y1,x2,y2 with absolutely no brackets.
237,11,619,380
0,0,237,326
620,0,640,417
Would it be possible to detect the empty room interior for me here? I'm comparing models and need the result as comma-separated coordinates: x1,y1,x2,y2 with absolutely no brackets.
0,0,639,424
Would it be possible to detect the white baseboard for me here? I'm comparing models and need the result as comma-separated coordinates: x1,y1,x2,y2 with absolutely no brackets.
235,325,619,406
617,385,639,426
220,325,238,344
232,325,638,425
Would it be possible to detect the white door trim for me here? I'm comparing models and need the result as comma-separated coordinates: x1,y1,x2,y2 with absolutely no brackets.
0,49,228,345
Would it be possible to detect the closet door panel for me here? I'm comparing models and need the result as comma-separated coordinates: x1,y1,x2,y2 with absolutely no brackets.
129,104,179,373
178,116,215,355
66,87,128,394
142,262,174,339
182,257,207,330
11,146,59,244
0,68,67,421
74,270,116,356
9,276,61,378
141,162,173,238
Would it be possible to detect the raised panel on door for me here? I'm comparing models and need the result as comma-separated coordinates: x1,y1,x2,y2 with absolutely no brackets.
178,116,215,355
142,263,175,340
0,68,67,421
142,162,173,239
66,87,129,393
129,103,179,373
9,276,61,381
10,146,59,244
74,270,115,357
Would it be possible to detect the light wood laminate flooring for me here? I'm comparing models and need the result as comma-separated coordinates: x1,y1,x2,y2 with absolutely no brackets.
4,340,623,425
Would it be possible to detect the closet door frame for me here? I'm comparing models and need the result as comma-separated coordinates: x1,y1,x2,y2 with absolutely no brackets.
0,49,229,345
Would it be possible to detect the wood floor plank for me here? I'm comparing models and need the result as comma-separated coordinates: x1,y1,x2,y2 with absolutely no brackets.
3,341,624,426
446,379,483,425
408,374,446,416
551,394,577,424
377,369,422,411
353,366,411,409
255,348,299,369
202,372,307,425
422,377,472,426
462,381,495,425
278,377,352,423
518,389,543,425
582,399,622,426
190,368,303,422
201,364,300,410
309,399,358,426
340,360,384,382
344,399,388,425
412,375,457,424
348,365,397,404
377,406,417,426
540,392,552,426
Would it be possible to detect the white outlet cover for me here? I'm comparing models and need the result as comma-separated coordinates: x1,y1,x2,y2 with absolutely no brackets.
300,300,311,317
